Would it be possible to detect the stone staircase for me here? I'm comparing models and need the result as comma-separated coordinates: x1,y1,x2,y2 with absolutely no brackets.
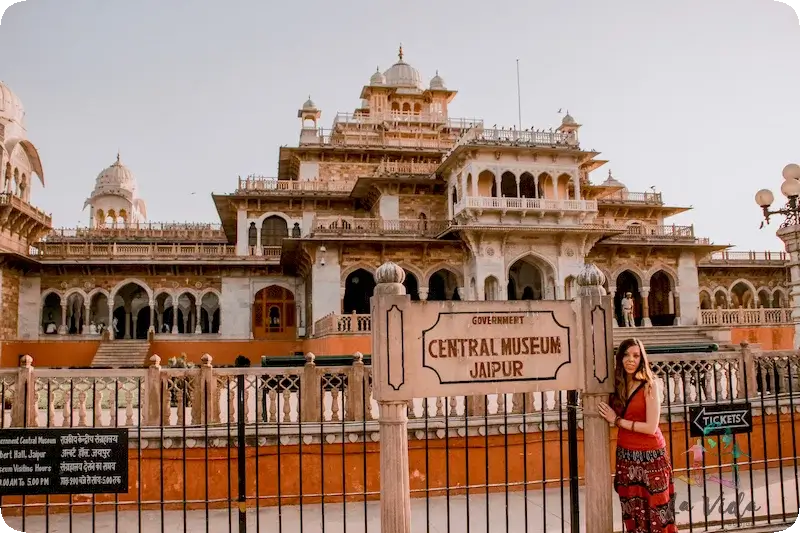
612,326,730,351
90,340,151,368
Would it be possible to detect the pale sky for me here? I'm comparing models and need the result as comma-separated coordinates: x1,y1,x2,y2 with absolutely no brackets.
1,0,799,251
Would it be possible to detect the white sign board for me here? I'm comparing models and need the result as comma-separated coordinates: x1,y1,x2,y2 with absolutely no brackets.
371,297,584,402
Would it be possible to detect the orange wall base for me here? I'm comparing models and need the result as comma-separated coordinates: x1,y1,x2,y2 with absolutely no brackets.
731,326,794,350
0,336,372,368
1,413,793,517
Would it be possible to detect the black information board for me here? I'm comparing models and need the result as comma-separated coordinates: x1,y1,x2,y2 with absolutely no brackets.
0,428,128,496
689,402,753,438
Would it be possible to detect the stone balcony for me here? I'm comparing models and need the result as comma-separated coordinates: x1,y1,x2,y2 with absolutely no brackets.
299,128,458,150
30,242,281,263
453,196,598,220
235,176,355,196
309,216,450,239
0,193,53,254
596,190,663,205
699,307,792,326
45,222,227,243
603,224,711,245
699,250,788,267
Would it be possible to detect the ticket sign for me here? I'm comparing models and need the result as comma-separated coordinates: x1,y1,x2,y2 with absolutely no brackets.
0,429,128,496
371,297,583,401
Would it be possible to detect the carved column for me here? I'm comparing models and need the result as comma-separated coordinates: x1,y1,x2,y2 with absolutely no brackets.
107,302,115,339
195,303,203,334
124,308,132,339
608,285,618,328
673,290,682,325
58,303,67,335
149,301,156,333
83,303,91,334
172,300,179,334
418,287,429,301
640,287,652,327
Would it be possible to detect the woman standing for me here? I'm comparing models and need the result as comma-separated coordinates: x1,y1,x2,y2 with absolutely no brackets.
598,338,677,533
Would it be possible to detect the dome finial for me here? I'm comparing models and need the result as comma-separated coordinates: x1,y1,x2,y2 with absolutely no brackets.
398,43,404,61
116,151,121,164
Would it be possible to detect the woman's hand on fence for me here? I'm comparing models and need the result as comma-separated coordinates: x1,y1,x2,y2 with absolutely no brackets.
597,402,616,423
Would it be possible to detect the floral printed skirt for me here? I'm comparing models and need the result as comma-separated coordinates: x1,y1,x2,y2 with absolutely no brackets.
614,445,678,533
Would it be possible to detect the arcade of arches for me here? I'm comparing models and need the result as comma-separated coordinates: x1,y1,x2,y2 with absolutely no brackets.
40,282,221,339
461,170,580,201
342,267,462,315
611,270,678,327
698,282,788,310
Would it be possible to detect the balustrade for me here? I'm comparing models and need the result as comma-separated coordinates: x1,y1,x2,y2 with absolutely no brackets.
0,192,52,227
311,217,450,238
236,176,354,194
454,196,597,215
598,190,663,204
702,250,788,264
605,224,710,244
29,242,284,261
313,312,372,336
374,160,440,175
2,345,794,438
699,307,793,326
45,223,226,242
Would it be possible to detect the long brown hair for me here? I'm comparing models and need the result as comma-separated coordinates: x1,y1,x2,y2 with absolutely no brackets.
609,337,656,413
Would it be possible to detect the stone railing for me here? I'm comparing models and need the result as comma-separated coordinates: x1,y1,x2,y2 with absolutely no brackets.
333,112,482,130
701,250,788,265
45,223,227,242
313,312,371,336
0,192,52,227
2,346,795,441
374,160,440,176
247,245,282,259
605,224,710,244
454,196,597,215
469,127,578,148
300,129,457,150
597,190,663,204
699,307,793,326
310,216,450,238
235,176,354,194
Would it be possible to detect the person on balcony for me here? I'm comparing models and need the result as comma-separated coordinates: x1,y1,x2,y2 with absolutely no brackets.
621,292,635,327
597,338,676,533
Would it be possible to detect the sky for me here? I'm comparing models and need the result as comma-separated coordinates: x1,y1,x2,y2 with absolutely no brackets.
0,0,799,251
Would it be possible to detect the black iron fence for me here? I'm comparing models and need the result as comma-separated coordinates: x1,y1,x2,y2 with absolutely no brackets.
0,343,797,532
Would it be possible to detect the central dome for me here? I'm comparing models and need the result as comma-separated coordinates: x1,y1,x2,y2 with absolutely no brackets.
383,46,423,90
0,80,26,133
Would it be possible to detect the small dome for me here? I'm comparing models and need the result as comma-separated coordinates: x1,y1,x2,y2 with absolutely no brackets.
93,154,138,197
383,46,423,90
429,71,446,90
562,113,577,126
0,80,25,127
601,169,626,189
302,96,316,110
370,67,386,85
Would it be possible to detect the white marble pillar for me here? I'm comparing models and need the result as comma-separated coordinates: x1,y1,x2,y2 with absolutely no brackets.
418,287,429,301
172,301,179,334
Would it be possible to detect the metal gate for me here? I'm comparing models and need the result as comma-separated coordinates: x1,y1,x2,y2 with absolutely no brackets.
1,344,798,532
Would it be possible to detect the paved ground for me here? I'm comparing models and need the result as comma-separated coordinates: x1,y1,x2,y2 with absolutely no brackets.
2,467,797,532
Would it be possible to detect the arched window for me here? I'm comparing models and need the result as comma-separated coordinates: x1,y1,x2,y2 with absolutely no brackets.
261,216,288,247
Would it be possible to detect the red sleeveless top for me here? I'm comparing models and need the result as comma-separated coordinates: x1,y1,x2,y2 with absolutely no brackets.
613,382,666,451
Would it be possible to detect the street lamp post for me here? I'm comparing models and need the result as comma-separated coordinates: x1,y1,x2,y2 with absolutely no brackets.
755,163,800,349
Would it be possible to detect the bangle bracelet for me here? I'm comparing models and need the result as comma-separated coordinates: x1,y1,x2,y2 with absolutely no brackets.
631,421,636,432
614,416,621,428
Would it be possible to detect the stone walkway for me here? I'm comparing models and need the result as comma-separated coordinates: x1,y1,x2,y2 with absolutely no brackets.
2,468,797,532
